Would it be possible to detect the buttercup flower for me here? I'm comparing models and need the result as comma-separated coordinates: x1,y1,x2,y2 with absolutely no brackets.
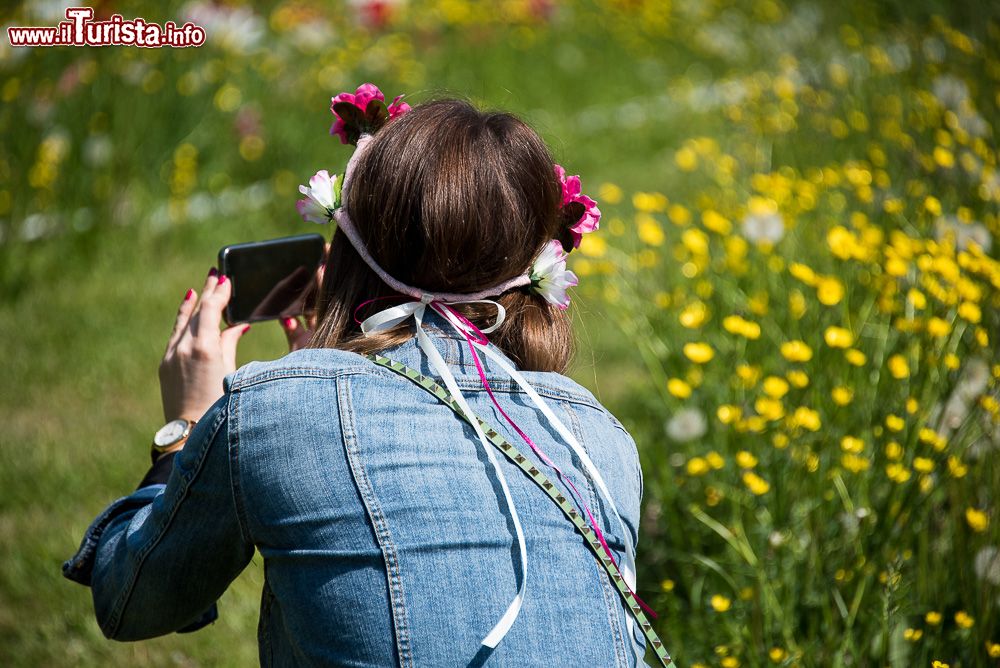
555,164,601,249
296,170,339,224
529,239,579,310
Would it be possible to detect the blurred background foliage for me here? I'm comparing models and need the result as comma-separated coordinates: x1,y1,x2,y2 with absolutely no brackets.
2,0,1000,666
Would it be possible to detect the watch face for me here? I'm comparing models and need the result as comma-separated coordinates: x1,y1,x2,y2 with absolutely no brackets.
154,419,191,447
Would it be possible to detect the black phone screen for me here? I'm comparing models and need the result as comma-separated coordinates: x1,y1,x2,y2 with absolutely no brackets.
217,233,326,325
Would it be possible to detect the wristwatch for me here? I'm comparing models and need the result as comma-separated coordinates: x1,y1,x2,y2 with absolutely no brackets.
152,418,197,453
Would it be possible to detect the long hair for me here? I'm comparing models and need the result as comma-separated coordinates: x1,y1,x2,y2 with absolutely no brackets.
305,99,574,373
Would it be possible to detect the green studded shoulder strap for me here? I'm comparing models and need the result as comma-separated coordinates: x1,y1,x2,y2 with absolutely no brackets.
366,353,673,667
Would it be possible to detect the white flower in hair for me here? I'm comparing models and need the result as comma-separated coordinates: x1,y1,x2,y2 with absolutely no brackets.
530,239,579,310
296,170,341,224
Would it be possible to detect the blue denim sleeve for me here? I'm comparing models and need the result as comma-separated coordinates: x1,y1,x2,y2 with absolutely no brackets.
62,390,255,641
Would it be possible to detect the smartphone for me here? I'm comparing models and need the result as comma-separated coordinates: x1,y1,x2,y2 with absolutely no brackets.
217,233,326,325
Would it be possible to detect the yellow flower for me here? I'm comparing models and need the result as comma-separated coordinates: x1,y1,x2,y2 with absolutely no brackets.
684,342,715,364
755,397,785,420
816,276,845,305
786,370,809,388
679,301,709,328
906,397,919,414
924,195,942,216
710,594,732,612
832,386,854,406
887,354,909,379
598,182,623,204
907,288,927,309
706,451,725,469
788,262,817,285
926,317,951,338
762,376,790,399
721,658,740,668
925,611,942,625
768,647,788,663
824,326,854,348
840,436,865,453
736,364,761,386
931,661,949,668
668,203,692,226
955,611,974,628
885,463,911,483
844,348,867,366
903,628,923,641
944,353,960,370
958,301,981,323
885,415,904,432
668,378,693,399
789,290,807,319
885,441,903,460
986,642,1000,658
966,508,989,533
632,191,668,212
948,456,968,478
717,405,742,425
841,453,870,473
686,457,710,476
637,215,665,246
660,578,675,592
722,314,761,339
736,451,758,469
702,210,732,235
743,471,771,495
913,457,935,473
781,340,813,362
682,228,709,255
675,146,698,171
773,432,790,449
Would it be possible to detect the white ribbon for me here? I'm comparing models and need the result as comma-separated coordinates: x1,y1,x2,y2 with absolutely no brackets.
361,298,644,663
362,298,524,648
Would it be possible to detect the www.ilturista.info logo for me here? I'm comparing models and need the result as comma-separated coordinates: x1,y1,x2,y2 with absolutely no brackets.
7,7,206,48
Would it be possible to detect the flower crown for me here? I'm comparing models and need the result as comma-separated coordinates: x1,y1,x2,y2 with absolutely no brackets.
296,83,601,309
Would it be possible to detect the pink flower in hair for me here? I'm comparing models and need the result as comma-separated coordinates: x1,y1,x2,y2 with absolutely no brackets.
330,83,410,145
388,94,411,119
530,239,579,310
554,164,601,250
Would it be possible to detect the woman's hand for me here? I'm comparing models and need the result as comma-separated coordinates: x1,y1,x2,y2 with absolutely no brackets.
159,268,251,425
279,241,329,352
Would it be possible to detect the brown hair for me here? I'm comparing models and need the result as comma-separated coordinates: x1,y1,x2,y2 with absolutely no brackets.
305,99,575,373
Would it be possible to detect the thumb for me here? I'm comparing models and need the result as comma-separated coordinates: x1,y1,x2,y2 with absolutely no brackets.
220,323,251,372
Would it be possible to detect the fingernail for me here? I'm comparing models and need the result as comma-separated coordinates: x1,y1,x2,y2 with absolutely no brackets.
241,324,251,334
218,274,227,285
209,267,218,277
283,317,295,328
184,288,194,301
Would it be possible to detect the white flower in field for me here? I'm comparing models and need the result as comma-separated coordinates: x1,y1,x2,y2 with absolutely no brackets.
974,546,1000,586
934,215,992,253
182,2,263,54
665,408,707,442
931,74,969,109
741,200,785,244
768,531,786,548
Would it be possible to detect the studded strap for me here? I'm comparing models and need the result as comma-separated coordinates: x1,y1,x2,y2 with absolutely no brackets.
366,352,672,667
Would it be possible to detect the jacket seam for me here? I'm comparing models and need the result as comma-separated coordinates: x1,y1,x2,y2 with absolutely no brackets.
337,375,414,668
104,401,228,638
227,387,253,546
562,402,629,668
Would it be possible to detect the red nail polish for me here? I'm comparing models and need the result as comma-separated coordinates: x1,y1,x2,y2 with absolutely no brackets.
283,317,294,328
208,267,218,277
218,274,227,285
184,288,194,301
242,324,251,334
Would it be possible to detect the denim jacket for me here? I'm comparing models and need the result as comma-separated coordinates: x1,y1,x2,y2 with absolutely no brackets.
64,308,647,667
